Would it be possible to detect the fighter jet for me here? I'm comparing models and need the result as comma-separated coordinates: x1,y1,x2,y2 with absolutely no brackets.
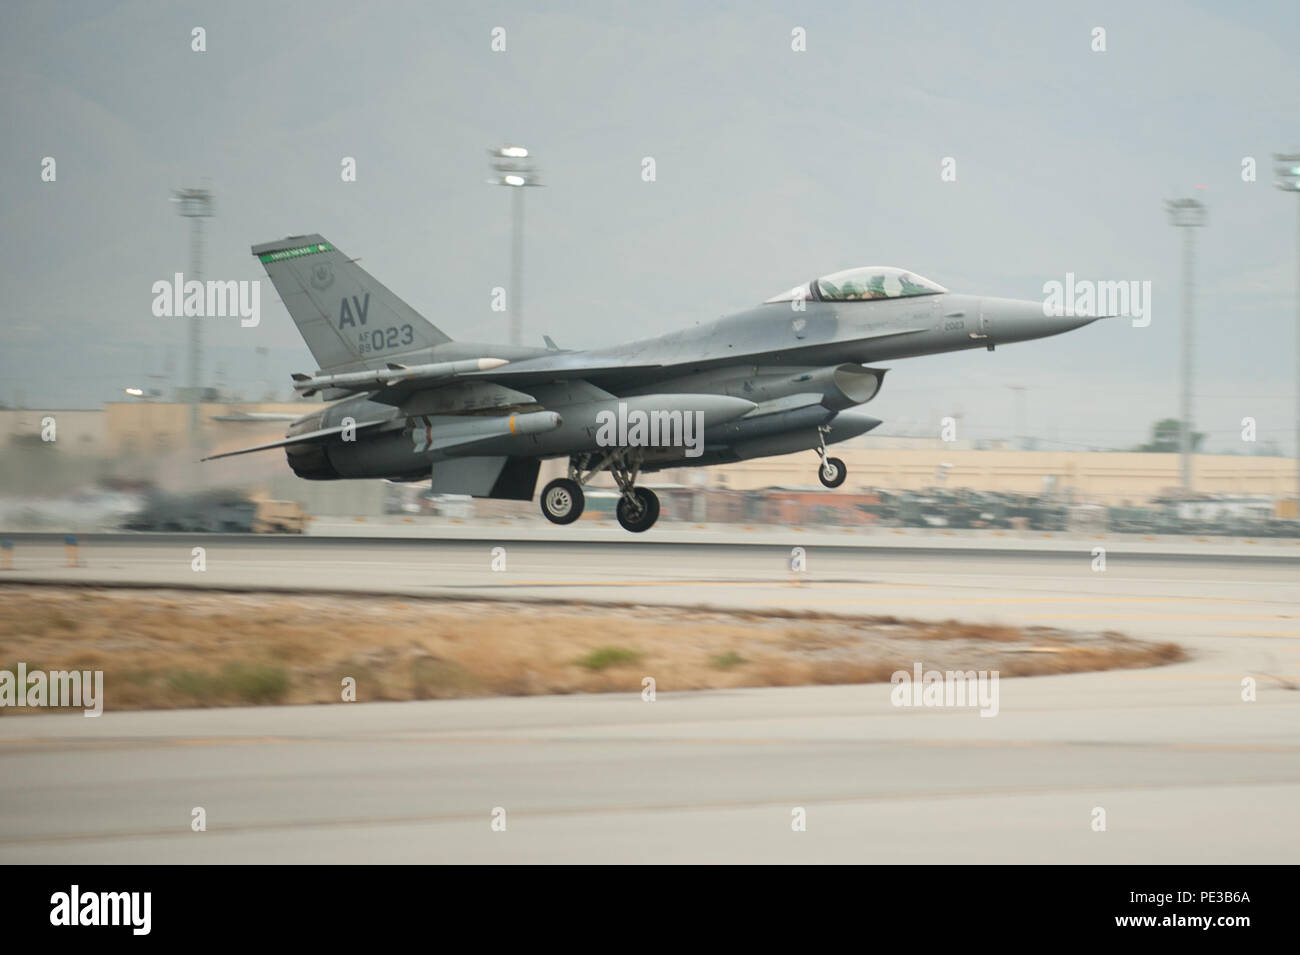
205,235,1098,532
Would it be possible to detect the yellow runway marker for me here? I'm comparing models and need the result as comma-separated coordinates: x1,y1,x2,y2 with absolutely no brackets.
1107,673,1259,680
762,598,1261,611
498,579,937,590
5,732,1298,754
495,583,1268,608
1017,613,1292,621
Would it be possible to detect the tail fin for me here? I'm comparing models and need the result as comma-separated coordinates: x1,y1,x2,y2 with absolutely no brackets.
252,234,451,371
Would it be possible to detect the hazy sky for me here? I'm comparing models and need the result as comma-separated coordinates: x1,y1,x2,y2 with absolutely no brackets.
2,0,1298,452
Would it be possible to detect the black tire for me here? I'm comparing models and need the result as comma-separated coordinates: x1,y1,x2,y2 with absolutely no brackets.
616,487,660,533
540,478,585,524
818,456,847,489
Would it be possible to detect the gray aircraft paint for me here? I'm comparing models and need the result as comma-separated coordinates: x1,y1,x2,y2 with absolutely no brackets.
213,235,1102,501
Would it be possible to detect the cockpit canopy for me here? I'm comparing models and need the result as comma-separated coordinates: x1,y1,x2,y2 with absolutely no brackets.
765,267,946,304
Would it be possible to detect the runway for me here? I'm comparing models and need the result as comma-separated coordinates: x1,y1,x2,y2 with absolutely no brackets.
1,534,1298,863
3,534,1298,647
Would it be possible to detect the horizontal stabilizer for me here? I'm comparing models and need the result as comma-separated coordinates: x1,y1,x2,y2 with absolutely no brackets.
201,420,385,461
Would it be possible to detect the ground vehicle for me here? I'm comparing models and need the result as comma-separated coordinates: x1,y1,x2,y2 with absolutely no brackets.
251,499,307,534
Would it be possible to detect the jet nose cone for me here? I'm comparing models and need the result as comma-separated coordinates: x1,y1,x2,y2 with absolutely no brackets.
984,297,1100,345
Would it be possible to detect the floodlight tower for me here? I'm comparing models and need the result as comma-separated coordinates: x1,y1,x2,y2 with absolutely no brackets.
487,146,541,347
171,186,213,451
1165,198,1206,494
1275,153,1300,512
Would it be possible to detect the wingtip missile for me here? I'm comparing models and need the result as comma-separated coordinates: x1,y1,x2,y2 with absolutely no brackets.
291,357,512,394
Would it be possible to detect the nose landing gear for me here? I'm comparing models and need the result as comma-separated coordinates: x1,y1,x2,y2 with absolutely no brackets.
814,425,847,488
818,456,847,488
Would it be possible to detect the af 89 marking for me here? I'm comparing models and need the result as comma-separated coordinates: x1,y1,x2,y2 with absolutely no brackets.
357,325,414,354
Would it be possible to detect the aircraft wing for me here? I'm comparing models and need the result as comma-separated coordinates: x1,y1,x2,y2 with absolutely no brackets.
456,327,925,386
310,324,924,403
461,357,667,386
200,420,386,461
364,360,666,405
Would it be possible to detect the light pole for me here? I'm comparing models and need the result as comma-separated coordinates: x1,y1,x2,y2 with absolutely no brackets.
488,146,541,347
1165,198,1206,495
1275,154,1300,512
171,186,213,452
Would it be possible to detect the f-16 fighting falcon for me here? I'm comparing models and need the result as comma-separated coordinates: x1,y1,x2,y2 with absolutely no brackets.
205,235,1100,532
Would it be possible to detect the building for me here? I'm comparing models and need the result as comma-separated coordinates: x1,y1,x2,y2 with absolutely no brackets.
1,402,1295,508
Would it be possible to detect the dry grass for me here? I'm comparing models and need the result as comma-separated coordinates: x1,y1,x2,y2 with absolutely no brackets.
0,586,1185,712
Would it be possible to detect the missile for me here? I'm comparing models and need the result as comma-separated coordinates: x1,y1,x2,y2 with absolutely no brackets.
456,393,759,459
437,410,563,441
292,357,509,396
425,410,564,454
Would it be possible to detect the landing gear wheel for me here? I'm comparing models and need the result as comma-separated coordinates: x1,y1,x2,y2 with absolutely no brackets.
616,487,660,533
540,478,585,524
818,456,847,489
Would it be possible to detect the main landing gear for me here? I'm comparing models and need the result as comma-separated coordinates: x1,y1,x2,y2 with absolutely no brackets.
539,477,584,525
539,449,661,533
616,487,659,533
814,425,847,488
